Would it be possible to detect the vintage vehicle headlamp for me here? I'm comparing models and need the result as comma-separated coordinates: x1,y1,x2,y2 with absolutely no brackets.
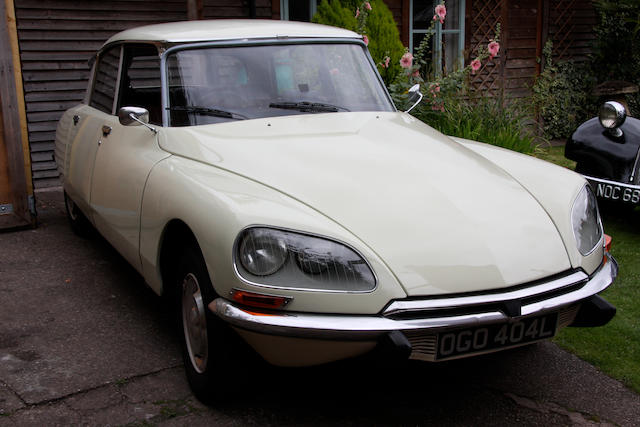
235,227,376,292
571,185,603,256
238,228,289,276
598,101,626,137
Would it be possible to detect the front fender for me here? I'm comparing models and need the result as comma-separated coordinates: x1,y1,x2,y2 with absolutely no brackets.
453,137,604,275
139,156,407,314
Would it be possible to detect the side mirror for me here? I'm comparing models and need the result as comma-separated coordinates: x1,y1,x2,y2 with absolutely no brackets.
404,84,423,113
118,106,157,134
598,101,626,138
118,106,149,126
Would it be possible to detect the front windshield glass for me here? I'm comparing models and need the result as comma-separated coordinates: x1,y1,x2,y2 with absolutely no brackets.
165,42,394,126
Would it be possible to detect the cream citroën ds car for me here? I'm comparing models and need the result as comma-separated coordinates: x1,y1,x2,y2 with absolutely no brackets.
54,20,617,399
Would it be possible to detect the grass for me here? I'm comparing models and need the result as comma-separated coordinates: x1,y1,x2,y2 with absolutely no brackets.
534,144,640,393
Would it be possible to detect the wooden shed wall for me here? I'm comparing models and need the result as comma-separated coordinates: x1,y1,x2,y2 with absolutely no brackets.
467,0,596,98
544,0,597,63
14,0,189,188
202,0,272,19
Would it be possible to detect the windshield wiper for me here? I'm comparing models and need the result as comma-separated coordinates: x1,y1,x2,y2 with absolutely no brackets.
167,106,247,120
269,101,350,113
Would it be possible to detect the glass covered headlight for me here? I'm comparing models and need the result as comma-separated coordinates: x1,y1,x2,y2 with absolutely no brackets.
571,185,603,256
235,227,376,292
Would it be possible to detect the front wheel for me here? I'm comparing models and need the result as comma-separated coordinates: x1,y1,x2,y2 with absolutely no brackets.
177,245,242,402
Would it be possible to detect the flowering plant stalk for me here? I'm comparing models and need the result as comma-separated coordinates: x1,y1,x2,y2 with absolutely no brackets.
390,5,500,114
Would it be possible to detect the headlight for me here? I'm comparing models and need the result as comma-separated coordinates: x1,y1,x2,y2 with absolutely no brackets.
235,227,376,292
571,185,603,256
598,101,626,130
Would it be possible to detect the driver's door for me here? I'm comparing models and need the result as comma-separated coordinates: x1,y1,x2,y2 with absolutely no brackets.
89,44,169,271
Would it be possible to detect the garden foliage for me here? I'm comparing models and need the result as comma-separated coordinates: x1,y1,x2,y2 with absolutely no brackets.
312,0,404,84
592,0,640,116
532,41,596,140
314,0,535,154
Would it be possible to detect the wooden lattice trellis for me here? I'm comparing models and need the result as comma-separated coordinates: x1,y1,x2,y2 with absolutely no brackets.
547,0,577,61
468,0,507,96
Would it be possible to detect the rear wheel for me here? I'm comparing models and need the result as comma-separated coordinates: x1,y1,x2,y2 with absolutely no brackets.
63,191,94,237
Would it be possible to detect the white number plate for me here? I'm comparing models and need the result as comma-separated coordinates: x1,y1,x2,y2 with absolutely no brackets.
436,313,558,360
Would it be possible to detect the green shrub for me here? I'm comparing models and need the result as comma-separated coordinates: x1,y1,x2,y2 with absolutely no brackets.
312,0,357,32
532,41,596,140
313,0,404,84
362,1,405,84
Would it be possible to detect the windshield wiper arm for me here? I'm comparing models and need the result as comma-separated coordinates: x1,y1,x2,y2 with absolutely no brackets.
269,101,349,112
167,106,247,120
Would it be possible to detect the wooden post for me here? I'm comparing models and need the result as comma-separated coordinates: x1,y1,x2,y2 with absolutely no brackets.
401,0,410,47
0,0,34,230
187,0,203,20
499,0,509,97
535,0,544,75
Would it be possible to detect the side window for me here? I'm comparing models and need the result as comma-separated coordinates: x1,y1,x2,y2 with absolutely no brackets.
90,45,121,114
117,44,162,125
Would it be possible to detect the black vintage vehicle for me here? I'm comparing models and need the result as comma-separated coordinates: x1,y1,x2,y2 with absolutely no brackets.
565,101,640,206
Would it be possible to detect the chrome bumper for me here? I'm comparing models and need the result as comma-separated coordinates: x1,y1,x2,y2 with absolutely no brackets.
209,254,617,340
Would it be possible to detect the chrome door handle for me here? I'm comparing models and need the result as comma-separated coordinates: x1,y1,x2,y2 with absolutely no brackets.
102,125,112,137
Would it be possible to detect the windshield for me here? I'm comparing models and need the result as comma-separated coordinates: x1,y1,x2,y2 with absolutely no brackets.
165,42,394,126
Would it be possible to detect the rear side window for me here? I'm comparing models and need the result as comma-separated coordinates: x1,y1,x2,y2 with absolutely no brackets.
90,46,121,114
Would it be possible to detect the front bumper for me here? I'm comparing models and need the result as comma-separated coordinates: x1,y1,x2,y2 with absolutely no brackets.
585,175,640,205
209,253,617,360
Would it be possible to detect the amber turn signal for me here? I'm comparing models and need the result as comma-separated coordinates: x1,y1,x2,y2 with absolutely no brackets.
604,234,612,252
230,289,292,309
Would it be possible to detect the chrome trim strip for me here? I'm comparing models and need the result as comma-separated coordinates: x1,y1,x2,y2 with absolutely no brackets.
209,254,617,340
382,270,588,316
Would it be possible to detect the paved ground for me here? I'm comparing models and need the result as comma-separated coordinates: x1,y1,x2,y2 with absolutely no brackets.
1,188,639,426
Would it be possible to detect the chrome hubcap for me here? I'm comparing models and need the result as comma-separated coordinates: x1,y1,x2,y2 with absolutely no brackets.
181,273,208,374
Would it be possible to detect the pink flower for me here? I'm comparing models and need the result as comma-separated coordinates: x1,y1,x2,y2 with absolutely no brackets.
365,2,372,10
431,84,440,93
433,4,446,24
355,8,360,18
412,69,420,77
362,35,369,45
384,56,390,68
400,52,413,68
488,41,500,58
330,68,339,75
470,58,481,74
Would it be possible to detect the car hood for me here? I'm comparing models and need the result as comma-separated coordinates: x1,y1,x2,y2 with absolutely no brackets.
159,112,571,296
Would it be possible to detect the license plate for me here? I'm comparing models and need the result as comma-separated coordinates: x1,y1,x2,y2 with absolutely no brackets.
595,182,640,204
436,313,558,360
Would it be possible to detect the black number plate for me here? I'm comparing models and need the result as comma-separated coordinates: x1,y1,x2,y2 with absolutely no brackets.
436,312,558,360
595,182,640,204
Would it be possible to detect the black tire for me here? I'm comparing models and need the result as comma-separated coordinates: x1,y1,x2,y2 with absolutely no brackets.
176,245,243,403
63,191,94,237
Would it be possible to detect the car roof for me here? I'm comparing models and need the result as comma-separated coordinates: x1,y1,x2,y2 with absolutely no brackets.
104,19,361,46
